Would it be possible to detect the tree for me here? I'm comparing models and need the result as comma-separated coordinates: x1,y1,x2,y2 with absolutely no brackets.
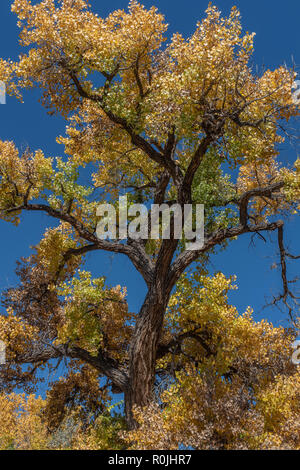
0,0,299,443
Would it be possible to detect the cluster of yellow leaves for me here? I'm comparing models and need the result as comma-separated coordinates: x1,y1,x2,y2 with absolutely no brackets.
10,0,167,116
36,223,83,279
160,272,293,373
0,393,47,450
128,366,300,450
43,366,110,431
0,140,53,224
0,59,22,100
70,414,126,450
145,5,253,140
141,5,296,148
0,391,126,450
0,138,100,232
253,374,300,449
55,270,131,358
57,101,157,199
0,308,39,362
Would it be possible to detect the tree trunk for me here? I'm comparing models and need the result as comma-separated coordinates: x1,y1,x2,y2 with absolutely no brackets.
125,287,168,429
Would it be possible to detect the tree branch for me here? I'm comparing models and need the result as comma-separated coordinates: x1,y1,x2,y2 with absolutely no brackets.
238,181,284,226
12,342,129,393
4,202,154,286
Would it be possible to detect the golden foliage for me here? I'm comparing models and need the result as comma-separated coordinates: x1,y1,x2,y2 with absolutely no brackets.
127,274,300,450
0,393,47,450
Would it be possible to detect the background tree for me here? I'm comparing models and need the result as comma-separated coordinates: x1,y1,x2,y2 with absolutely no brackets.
0,0,299,443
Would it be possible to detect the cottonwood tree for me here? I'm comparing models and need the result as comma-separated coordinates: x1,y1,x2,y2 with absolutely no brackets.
0,0,300,441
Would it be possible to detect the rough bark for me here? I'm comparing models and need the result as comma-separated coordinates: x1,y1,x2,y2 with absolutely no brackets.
125,287,169,429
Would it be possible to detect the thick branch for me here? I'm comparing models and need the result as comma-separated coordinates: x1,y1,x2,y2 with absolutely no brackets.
13,342,129,393
154,171,171,205
271,224,300,321
180,136,212,204
239,181,284,226
157,329,213,361
5,202,154,286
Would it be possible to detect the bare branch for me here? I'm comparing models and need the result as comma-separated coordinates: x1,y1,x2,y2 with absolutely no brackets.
238,181,284,226
167,220,283,293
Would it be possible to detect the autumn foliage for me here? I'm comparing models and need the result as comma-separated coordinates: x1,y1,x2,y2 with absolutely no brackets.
0,0,299,449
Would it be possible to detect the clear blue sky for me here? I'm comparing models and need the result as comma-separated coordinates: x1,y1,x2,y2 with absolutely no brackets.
0,0,299,329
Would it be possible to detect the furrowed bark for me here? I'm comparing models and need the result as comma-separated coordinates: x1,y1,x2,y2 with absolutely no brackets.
125,286,169,428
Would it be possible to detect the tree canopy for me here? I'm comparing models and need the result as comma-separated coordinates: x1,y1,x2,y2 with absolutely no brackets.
0,0,299,450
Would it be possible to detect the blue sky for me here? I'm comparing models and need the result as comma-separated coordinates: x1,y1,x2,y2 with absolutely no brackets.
0,0,299,330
